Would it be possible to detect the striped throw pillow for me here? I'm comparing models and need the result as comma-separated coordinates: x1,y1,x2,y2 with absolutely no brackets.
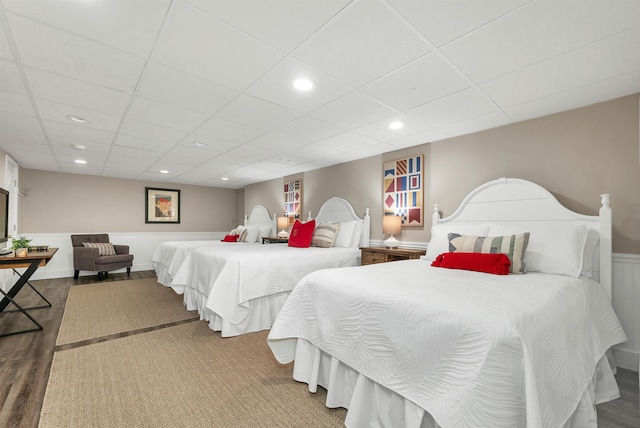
82,242,116,256
448,232,530,274
229,226,248,242
311,222,341,248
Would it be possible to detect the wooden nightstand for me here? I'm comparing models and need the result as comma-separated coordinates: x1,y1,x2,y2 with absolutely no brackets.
262,236,289,244
360,246,426,265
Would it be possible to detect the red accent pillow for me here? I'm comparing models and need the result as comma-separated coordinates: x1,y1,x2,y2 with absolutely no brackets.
431,252,511,275
288,220,316,248
221,234,240,242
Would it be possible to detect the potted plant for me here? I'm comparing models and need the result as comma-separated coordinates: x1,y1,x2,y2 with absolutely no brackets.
12,237,31,257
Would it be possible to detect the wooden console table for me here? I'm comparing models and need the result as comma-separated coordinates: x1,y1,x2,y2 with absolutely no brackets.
0,248,58,337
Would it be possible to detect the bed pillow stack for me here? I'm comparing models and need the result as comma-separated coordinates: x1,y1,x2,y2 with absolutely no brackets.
288,220,316,248
333,220,363,248
424,224,491,261
447,232,530,274
228,226,248,242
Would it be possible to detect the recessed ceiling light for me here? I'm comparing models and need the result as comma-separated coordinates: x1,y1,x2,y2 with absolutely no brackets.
66,115,89,124
160,170,169,174
221,177,229,181
72,144,86,150
293,78,315,91
193,141,207,147
389,121,404,130
74,159,87,164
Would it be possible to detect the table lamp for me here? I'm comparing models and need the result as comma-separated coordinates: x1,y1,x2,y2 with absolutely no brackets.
277,216,289,237
383,215,402,248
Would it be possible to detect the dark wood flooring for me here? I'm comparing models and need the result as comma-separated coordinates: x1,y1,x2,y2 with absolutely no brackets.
1,271,638,428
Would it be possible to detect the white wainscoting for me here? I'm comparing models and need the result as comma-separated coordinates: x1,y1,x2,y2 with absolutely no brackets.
19,231,223,281
9,233,640,372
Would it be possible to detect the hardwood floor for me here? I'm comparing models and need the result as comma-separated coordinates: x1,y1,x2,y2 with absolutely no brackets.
1,270,638,428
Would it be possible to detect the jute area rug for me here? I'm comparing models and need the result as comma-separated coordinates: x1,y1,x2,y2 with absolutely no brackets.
40,322,347,427
56,278,198,346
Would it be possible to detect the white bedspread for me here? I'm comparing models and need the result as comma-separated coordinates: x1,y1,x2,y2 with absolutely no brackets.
172,245,360,325
151,240,219,286
268,259,627,428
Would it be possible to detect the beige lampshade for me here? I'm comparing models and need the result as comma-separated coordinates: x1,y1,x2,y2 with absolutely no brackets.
382,215,402,235
277,216,288,230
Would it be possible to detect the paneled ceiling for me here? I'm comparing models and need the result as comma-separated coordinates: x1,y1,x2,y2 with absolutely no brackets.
0,0,638,189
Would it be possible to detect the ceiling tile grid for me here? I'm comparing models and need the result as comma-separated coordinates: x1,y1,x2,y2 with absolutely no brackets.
0,0,637,188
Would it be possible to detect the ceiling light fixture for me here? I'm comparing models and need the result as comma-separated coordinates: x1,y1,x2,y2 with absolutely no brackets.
66,115,89,124
221,177,229,181
72,144,86,150
389,121,404,130
193,141,207,147
293,78,315,91
160,170,169,174
74,159,87,164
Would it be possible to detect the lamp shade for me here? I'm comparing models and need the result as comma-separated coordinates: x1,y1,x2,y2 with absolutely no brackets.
277,216,288,230
382,215,402,235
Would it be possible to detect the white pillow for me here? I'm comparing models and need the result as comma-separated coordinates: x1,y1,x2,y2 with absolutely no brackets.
424,224,491,261
581,228,600,278
488,224,588,278
258,224,273,239
242,225,260,243
334,221,356,248
350,220,363,247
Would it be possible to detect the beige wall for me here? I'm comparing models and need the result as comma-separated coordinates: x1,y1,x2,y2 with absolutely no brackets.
246,94,640,254
21,170,238,233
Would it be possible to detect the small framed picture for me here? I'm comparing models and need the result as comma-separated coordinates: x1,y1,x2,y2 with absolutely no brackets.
145,187,180,224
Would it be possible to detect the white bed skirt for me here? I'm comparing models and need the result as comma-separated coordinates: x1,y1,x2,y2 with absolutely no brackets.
152,262,172,287
291,339,620,428
182,287,290,337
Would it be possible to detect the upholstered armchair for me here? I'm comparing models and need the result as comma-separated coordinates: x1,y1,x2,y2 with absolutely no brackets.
71,234,134,280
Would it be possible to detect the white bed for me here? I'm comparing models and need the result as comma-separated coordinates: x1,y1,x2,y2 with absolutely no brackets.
267,178,627,428
151,205,276,287
171,197,371,337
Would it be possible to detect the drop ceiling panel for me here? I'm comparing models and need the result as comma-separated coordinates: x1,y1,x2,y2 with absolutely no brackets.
127,96,209,132
294,0,431,87
247,132,310,152
35,99,121,132
215,94,300,131
439,110,512,138
2,0,172,57
309,91,396,129
406,88,498,128
114,134,175,153
442,1,640,83
186,0,350,53
246,57,352,113
362,53,471,111
504,71,640,122
479,28,640,107
137,63,240,115
0,111,40,133
48,134,112,155
387,129,448,149
274,115,344,143
44,120,115,145
24,67,131,115
119,118,188,145
153,2,284,90
0,21,12,60
0,59,26,93
7,13,146,91
194,117,265,143
388,0,531,47
0,91,34,117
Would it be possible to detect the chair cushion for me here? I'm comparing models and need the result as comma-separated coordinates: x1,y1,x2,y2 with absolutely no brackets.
94,254,134,265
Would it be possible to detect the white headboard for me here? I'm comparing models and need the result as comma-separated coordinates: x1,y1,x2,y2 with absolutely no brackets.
244,205,277,236
433,178,612,299
315,197,371,247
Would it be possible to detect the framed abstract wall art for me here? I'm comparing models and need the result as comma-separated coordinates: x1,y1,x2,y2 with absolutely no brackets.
145,187,180,224
283,179,301,225
383,154,424,227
